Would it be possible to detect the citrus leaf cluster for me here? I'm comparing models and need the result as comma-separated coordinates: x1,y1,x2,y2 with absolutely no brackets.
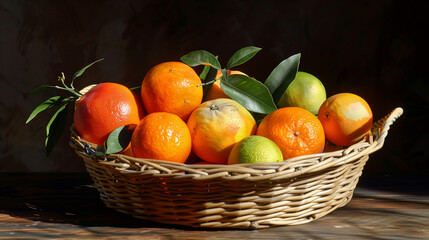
26,59,104,156
180,47,301,117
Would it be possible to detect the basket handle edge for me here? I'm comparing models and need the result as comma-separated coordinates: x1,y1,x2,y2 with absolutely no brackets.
377,107,403,143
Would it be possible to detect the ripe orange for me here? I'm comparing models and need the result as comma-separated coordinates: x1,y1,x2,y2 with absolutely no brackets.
74,82,144,146
187,98,257,164
131,112,191,163
141,61,203,121
206,70,247,101
318,93,373,146
257,107,325,159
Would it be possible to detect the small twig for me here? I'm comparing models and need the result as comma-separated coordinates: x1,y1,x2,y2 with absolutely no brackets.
58,72,82,98
197,76,222,87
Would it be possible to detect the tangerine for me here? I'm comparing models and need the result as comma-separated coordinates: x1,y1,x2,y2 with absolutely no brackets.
74,82,144,146
131,112,191,163
257,107,325,159
141,61,203,121
187,98,257,164
318,93,373,146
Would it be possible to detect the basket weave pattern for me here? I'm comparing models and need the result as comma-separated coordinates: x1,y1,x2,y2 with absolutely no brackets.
70,108,403,229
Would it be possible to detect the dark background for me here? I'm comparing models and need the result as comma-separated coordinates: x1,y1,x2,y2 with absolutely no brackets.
0,0,427,177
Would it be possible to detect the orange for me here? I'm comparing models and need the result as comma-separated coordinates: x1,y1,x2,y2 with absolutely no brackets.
131,112,191,163
206,70,247,101
257,107,325,159
318,93,373,146
141,61,203,121
187,98,257,164
74,82,144,146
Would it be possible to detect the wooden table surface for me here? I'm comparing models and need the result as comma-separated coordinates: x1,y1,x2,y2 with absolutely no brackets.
0,173,428,239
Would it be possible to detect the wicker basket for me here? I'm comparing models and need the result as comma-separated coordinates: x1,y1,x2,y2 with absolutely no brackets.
69,107,403,229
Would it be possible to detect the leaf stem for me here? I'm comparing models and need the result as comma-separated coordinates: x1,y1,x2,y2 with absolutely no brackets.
58,72,82,98
197,77,220,87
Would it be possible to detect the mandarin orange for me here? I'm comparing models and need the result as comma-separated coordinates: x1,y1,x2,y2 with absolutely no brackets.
73,82,144,146
131,112,191,163
318,93,373,146
141,61,203,121
257,107,325,159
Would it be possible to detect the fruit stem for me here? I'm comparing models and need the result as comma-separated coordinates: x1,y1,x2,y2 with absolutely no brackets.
197,78,217,87
58,72,82,98
210,104,218,111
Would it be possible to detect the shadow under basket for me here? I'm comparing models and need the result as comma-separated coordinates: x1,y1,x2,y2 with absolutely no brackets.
70,107,403,229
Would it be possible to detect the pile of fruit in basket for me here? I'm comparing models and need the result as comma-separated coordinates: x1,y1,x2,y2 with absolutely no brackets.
27,46,373,165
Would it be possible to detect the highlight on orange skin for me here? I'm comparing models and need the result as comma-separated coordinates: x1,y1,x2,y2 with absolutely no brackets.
318,93,373,146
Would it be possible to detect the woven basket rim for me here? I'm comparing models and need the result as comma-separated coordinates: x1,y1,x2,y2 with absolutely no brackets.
69,107,403,181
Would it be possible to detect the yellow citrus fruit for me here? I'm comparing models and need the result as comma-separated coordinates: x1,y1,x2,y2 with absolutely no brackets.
277,71,326,115
187,98,257,164
257,107,325,159
318,93,373,146
141,61,203,121
205,70,247,101
228,135,283,164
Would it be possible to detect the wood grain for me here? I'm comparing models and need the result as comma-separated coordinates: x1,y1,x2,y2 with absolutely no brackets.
0,173,428,239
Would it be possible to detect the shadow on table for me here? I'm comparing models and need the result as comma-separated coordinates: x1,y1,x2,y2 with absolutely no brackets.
0,173,183,229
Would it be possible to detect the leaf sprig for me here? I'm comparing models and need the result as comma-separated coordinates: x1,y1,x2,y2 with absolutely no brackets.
180,47,301,117
26,59,104,156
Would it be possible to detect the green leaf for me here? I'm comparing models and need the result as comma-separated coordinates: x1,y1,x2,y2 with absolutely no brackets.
28,85,57,97
71,58,104,84
220,69,229,82
26,96,71,124
180,50,221,70
226,46,261,69
45,102,70,156
264,53,301,104
220,75,277,114
201,66,218,101
129,86,141,91
104,124,136,154
199,64,211,81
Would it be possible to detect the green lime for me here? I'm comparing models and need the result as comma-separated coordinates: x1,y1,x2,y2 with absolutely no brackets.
228,135,283,164
277,71,326,115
